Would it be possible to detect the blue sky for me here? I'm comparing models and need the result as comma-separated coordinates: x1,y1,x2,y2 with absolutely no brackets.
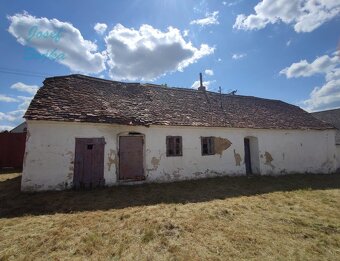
0,0,339,131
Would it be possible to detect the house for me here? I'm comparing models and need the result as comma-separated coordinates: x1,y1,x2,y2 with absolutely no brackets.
312,108,340,171
22,74,338,191
10,122,27,133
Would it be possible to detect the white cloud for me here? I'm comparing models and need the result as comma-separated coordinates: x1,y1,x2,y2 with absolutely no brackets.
286,40,291,46
226,0,242,7
11,82,39,95
8,12,106,74
281,52,340,111
218,58,222,62
232,53,246,60
190,11,219,26
7,13,213,81
0,82,35,129
17,96,33,110
0,94,18,102
191,80,215,90
8,110,27,117
0,109,27,128
0,112,17,122
105,24,214,81
233,0,340,33
0,109,26,122
0,125,14,132
94,23,108,35
205,69,214,76
326,67,340,82
280,54,339,78
303,77,340,111
0,100,30,128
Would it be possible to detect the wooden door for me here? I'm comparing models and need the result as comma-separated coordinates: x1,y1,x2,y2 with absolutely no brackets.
73,138,105,189
119,136,144,181
244,138,252,175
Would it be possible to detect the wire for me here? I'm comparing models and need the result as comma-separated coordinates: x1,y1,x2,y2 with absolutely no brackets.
0,70,45,78
0,67,52,78
0,66,50,75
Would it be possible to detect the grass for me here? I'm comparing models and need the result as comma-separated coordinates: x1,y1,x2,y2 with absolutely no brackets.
0,173,339,260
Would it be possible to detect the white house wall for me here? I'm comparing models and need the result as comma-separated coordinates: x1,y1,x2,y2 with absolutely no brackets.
22,120,337,191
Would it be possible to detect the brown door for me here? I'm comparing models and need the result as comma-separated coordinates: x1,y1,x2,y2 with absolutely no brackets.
119,136,144,180
73,138,105,189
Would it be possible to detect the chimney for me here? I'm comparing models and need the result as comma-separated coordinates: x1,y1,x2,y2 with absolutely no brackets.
198,72,206,91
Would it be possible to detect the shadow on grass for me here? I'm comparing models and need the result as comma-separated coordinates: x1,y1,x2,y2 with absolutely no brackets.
0,168,22,174
1,174,340,218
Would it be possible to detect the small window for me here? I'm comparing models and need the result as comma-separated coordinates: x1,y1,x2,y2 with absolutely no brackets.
166,136,182,156
201,137,215,155
87,144,93,150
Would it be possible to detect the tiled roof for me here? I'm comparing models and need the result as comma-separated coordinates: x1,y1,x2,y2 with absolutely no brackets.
25,74,334,130
312,108,340,143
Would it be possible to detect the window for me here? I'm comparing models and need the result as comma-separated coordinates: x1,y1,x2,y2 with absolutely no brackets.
201,137,214,155
166,136,182,156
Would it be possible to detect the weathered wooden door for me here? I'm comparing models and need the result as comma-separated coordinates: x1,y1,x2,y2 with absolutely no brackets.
244,138,252,175
119,136,144,180
73,138,105,189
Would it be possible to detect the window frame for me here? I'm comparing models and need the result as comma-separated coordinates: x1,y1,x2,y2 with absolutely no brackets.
201,136,215,156
166,136,183,157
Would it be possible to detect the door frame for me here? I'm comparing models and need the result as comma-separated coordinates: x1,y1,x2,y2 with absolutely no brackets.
117,132,146,182
244,136,260,175
244,137,252,175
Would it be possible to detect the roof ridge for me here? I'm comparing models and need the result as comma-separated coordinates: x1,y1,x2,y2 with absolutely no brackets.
312,108,340,114
44,74,140,86
42,74,286,103
25,74,334,130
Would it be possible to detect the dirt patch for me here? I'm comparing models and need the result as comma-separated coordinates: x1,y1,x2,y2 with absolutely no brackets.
151,156,161,170
264,152,275,169
234,149,242,166
107,149,118,171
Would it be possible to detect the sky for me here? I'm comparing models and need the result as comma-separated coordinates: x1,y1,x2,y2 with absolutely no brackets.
0,0,339,131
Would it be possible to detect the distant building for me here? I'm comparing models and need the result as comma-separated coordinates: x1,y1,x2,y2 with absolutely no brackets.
1,122,27,169
312,108,340,145
10,122,27,133
312,108,340,172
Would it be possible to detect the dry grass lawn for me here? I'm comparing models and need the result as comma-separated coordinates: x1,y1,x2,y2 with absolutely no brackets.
0,173,339,260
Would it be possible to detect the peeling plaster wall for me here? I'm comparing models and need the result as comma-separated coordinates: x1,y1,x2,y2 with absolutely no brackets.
22,120,337,191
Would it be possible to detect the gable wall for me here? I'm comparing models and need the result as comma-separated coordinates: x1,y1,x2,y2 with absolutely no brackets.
22,120,337,191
